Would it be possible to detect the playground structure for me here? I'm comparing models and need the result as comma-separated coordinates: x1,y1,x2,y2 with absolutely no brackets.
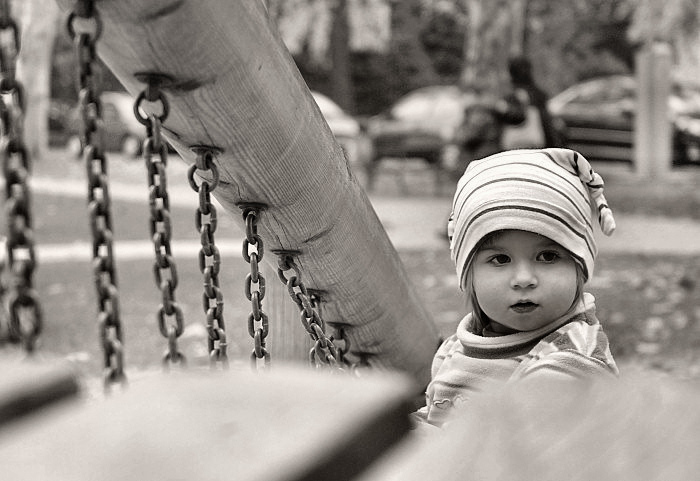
67,0,440,381
3,2,700,480
0,0,446,377
1,1,439,478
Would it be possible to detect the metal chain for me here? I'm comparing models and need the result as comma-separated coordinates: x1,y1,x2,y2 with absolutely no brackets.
307,294,361,370
276,254,348,370
0,0,42,352
0,235,7,342
67,1,126,389
135,82,186,368
187,147,228,367
241,205,270,368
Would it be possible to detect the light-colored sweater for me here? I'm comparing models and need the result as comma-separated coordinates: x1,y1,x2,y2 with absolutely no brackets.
415,293,618,426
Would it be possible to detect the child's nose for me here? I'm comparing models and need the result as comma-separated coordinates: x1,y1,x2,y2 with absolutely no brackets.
510,262,537,289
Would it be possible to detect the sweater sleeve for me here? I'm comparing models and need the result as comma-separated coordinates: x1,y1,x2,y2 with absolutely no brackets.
517,349,618,380
430,334,461,378
410,336,453,426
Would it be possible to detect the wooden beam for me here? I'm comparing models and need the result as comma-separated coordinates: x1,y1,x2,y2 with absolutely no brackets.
1,367,414,481
0,358,80,427
55,0,440,386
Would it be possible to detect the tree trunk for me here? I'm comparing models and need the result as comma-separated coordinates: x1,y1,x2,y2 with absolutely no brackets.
461,0,526,95
53,0,440,387
330,0,355,113
15,0,61,160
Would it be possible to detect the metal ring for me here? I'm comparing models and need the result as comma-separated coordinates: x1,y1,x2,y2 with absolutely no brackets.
66,9,103,41
133,90,169,126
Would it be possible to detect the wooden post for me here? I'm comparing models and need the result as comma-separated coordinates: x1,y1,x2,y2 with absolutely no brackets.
15,0,61,160
634,42,673,177
54,0,440,386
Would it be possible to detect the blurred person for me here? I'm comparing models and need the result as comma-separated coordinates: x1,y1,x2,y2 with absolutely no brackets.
441,73,525,241
449,85,526,180
502,55,563,149
416,148,619,427
440,85,525,241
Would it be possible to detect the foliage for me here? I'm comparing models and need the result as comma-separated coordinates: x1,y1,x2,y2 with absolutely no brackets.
297,0,457,115
524,0,635,95
419,7,466,83
627,0,700,81
44,0,700,116
628,0,700,43
268,0,392,66
268,0,335,67
293,0,645,114
348,51,397,115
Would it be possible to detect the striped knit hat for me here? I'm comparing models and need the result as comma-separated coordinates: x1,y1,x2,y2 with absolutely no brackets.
448,148,615,289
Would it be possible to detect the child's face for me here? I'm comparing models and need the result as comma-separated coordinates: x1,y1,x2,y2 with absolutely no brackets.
471,230,578,333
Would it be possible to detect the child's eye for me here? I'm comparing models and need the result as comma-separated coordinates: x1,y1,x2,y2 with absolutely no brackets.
537,251,560,263
488,254,511,266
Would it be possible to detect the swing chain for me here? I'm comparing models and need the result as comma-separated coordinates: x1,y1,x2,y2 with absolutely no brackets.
276,255,347,370
137,84,186,368
187,148,228,367
241,206,270,368
68,0,126,388
0,0,41,352
67,1,104,153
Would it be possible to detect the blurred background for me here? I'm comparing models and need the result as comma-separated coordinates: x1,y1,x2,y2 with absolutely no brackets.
19,0,700,171
3,0,700,381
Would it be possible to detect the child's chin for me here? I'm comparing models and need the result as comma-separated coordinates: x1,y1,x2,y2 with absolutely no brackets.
502,314,553,332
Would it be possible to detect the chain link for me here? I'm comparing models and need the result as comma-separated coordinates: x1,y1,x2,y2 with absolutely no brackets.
0,234,8,343
137,84,186,368
276,254,349,370
187,147,228,367
0,0,42,352
68,1,126,388
241,205,270,368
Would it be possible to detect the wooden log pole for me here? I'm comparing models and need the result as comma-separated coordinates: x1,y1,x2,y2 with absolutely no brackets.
55,0,440,386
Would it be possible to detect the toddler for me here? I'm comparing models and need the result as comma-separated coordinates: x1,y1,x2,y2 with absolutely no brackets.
416,148,619,426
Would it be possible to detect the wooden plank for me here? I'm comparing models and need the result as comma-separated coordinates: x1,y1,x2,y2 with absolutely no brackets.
0,367,415,481
0,358,80,427
54,0,439,386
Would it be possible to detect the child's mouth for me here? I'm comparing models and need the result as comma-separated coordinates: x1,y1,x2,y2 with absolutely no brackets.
510,301,538,313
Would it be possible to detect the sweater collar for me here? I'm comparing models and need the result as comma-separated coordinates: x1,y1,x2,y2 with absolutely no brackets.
457,292,597,352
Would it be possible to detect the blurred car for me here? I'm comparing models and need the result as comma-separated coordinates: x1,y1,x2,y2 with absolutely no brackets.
361,85,522,190
310,90,365,165
364,85,471,166
48,99,75,148
64,91,148,158
548,75,700,165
